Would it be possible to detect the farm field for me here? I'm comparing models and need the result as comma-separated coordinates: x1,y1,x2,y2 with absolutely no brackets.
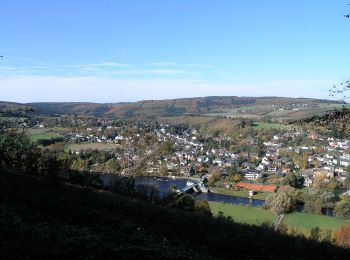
67,143,121,151
252,122,293,130
202,103,349,122
28,128,67,142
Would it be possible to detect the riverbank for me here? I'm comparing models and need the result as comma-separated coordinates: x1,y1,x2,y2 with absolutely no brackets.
209,202,350,232
210,187,268,200
100,174,267,206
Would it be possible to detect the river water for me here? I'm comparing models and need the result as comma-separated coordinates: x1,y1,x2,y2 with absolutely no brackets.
100,175,265,207
99,174,334,216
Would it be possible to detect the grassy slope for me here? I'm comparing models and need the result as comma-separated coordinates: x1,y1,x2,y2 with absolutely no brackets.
209,202,275,225
210,202,350,232
284,212,350,232
1,172,349,259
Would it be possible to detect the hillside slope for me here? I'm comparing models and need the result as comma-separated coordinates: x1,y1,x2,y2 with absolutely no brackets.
0,97,344,119
302,108,350,138
27,96,343,118
0,172,349,259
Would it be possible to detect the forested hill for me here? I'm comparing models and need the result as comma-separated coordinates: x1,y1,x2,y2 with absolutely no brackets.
0,96,344,118
302,108,350,138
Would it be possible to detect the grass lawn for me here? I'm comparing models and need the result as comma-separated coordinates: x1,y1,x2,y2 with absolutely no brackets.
67,143,121,151
209,202,275,226
30,133,63,142
283,212,350,232
28,127,69,142
253,122,292,130
210,187,269,200
210,202,350,232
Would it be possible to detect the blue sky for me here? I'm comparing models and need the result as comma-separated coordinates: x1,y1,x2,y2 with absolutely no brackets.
0,0,349,102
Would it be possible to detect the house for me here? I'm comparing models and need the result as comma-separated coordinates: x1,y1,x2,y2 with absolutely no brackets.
197,156,206,163
256,164,265,171
213,158,224,167
180,166,192,177
244,171,261,180
304,177,313,187
333,158,350,167
261,157,271,166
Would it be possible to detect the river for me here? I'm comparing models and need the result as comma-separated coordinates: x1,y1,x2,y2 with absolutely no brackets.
99,174,334,216
100,175,265,207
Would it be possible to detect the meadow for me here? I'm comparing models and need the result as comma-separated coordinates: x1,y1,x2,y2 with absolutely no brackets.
209,202,350,232
28,128,66,142
67,143,121,151
202,103,350,123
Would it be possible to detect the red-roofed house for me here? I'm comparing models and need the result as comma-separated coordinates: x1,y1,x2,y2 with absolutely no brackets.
237,182,278,193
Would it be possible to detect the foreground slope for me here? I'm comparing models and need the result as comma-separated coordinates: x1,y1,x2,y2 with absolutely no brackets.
0,172,349,259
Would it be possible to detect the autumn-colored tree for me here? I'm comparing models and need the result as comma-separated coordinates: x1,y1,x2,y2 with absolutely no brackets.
233,174,242,183
333,225,350,248
326,177,342,193
335,197,350,219
105,158,118,174
71,158,88,172
159,165,168,176
198,165,206,173
208,170,221,186
194,199,212,216
313,172,328,189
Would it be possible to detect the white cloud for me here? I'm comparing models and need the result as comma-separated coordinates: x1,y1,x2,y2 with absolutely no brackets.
0,76,335,103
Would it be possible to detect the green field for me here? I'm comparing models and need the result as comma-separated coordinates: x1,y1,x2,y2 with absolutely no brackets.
30,133,63,142
210,187,269,200
252,122,293,130
209,202,350,231
283,212,350,232
67,143,121,151
209,202,275,226
28,128,67,142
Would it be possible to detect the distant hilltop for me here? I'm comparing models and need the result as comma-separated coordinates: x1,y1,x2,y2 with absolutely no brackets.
0,96,345,119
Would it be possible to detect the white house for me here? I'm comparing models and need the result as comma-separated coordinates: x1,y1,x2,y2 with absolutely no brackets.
244,171,262,180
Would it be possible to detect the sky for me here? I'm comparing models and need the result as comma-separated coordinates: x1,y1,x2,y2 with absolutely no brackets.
0,0,349,103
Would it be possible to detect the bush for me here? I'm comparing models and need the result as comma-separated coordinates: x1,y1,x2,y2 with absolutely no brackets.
333,225,350,248
266,186,298,215
335,197,350,219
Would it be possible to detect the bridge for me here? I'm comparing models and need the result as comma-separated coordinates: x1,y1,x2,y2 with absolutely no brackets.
176,179,209,194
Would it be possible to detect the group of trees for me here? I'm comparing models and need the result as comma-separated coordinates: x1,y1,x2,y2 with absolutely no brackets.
0,129,124,177
265,186,299,215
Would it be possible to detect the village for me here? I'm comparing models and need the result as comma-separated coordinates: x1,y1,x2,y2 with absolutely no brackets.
48,117,350,199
